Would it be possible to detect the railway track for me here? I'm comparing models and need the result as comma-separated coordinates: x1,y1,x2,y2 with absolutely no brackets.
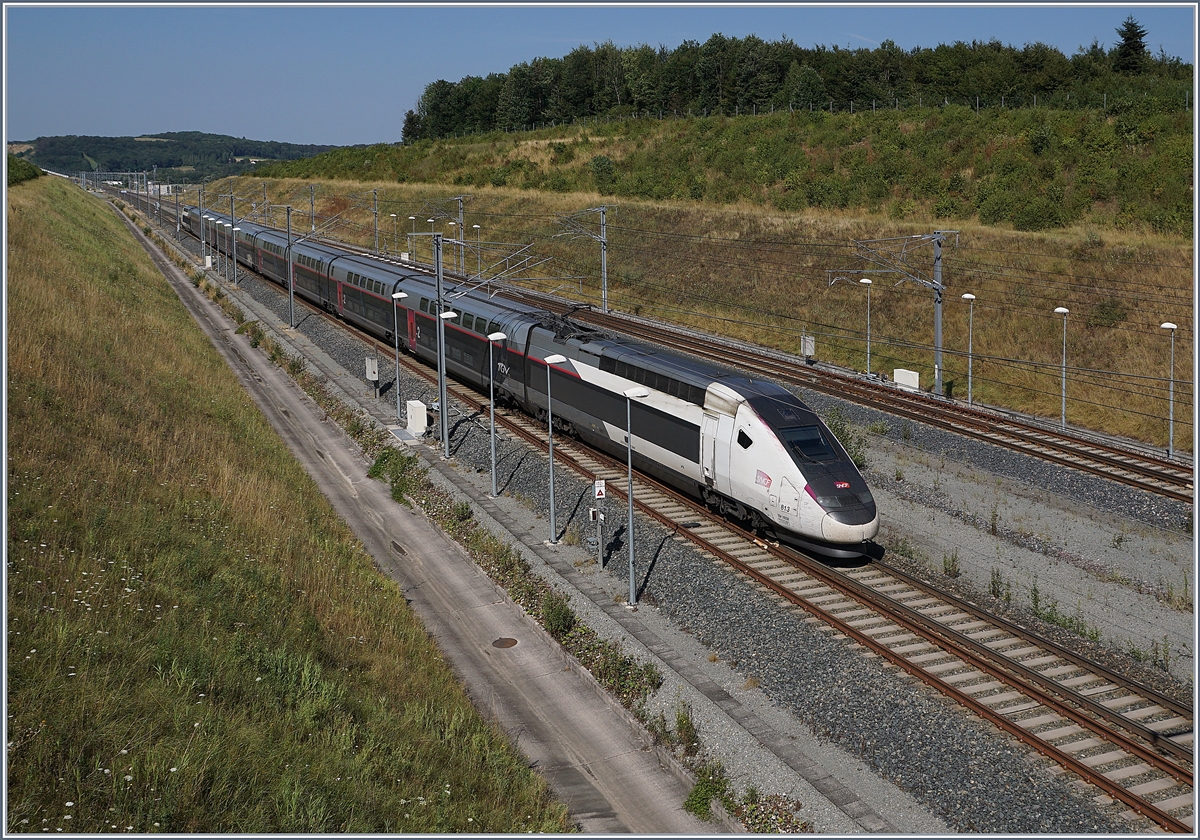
134,193,1195,829
418,350,1195,833
120,185,1193,504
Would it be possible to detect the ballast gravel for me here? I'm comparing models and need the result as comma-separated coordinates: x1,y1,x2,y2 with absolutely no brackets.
172,233,1190,833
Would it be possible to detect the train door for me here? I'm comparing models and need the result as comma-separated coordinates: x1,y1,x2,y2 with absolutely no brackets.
776,477,800,529
407,308,417,350
700,412,719,487
321,268,335,312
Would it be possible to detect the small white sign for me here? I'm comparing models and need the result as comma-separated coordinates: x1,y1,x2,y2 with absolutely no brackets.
365,358,379,382
593,479,606,500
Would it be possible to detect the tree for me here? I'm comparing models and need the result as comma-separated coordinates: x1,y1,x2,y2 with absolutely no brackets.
623,44,661,112
1113,16,1148,74
792,64,826,110
495,64,535,130
401,110,423,144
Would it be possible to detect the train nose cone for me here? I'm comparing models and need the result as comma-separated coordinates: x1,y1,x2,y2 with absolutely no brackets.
821,513,880,543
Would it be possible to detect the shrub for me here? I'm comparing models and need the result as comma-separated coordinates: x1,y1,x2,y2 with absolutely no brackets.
590,155,615,193
541,591,576,640
7,153,41,186
684,761,732,821
367,447,427,507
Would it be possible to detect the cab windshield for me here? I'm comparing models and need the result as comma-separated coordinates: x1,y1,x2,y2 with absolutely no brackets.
780,425,838,462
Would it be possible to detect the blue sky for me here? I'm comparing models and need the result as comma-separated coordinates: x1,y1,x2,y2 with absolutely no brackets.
5,3,1196,146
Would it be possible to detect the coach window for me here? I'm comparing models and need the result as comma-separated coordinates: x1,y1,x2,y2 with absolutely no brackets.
419,298,429,313
737,430,754,449
460,313,474,331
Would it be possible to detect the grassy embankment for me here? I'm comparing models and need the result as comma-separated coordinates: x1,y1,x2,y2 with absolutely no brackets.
212,158,1193,453
7,175,571,832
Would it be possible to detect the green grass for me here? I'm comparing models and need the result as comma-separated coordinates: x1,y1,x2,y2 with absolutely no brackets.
7,176,570,833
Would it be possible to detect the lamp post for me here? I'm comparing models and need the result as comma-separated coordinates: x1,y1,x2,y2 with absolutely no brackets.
390,213,398,255
408,215,416,259
543,354,568,544
212,217,220,275
392,292,408,422
1161,322,1178,458
230,194,237,284
447,220,458,274
487,331,508,496
472,224,482,278
1054,307,1069,429
429,233,452,457
231,226,240,287
962,293,976,405
198,186,206,257
223,223,232,282
428,218,436,265
624,386,649,605
860,278,872,376
286,207,295,328
437,309,457,456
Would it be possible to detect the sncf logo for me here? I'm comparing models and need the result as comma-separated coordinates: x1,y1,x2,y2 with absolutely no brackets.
835,481,850,489
755,470,772,489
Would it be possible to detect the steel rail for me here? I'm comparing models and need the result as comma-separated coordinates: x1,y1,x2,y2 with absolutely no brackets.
865,558,1195,724
822,564,1194,776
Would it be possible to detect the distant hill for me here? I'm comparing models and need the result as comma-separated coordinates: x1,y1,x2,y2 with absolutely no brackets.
9,131,344,183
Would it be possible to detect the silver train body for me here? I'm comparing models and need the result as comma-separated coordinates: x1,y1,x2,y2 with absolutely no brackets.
182,206,880,558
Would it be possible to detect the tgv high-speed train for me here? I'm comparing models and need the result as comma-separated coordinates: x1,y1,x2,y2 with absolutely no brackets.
182,205,879,558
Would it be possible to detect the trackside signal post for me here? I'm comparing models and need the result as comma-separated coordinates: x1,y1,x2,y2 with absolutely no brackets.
591,479,606,566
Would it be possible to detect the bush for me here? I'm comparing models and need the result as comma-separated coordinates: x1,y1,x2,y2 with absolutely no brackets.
591,155,615,194
7,153,41,187
367,447,427,507
541,591,576,640
1011,195,1065,231
684,761,732,821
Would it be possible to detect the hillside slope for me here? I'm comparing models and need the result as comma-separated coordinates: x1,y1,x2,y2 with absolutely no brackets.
257,106,1192,236
6,175,570,832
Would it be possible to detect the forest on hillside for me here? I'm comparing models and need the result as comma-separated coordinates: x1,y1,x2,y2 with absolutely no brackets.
402,18,1191,141
13,132,339,183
